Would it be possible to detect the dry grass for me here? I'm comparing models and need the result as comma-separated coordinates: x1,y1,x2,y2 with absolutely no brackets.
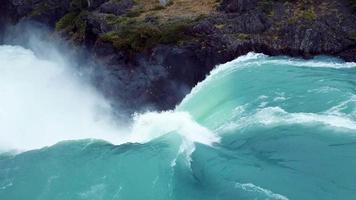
98,0,221,52
133,0,220,21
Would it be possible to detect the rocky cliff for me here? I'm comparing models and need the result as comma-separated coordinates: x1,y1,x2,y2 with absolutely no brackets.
1,0,356,114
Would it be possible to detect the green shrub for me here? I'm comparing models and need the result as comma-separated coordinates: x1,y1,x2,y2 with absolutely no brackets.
106,15,137,25
237,33,251,41
56,12,79,30
55,11,87,42
301,8,316,21
125,9,144,18
99,19,197,52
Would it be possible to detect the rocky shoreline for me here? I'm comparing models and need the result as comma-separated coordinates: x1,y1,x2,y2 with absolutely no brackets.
1,0,355,114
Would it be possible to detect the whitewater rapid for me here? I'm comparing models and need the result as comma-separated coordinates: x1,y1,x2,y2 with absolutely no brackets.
0,45,217,152
0,45,123,150
1,45,356,200
1,46,356,152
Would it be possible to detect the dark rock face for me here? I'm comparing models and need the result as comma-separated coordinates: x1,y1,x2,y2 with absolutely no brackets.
212,0,356,60
10,0,71,26
85,12,112,35
222,12,269,34
219,0,258,13
0,1,15,41
99,0,134,15
2,0,112,26
92,42,209,113
88,0,109,10
1,0,356,114
337,47,356,62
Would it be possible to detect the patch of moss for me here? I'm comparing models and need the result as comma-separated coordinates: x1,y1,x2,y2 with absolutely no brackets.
300,8,317,21
29,2,51,17
288,7,317,24
99,19,199,52
106,15,137,25
268,10,275,17
271,34,279,41
350,33,356,41
125,9,144,18
215,24,225,29
159,20,193,43
55,11,88,42
236,33,251,41
102,25,161,51
56,12,79,31
73,13,87,41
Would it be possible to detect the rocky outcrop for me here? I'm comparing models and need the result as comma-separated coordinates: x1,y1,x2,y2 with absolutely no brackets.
6,0,71,26
1,0,356,114
219,0,258,13
99,0,134,15
214,0,356,59
0,0,16,42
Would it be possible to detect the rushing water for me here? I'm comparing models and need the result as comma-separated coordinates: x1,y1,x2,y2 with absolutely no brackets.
0,46,356,200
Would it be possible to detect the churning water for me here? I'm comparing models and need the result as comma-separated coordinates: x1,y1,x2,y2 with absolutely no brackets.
0,46,356,199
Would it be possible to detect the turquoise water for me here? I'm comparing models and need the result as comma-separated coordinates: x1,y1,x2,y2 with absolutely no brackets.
1,51,356,200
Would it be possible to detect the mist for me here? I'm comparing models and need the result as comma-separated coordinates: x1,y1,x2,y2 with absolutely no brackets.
0,23,127,151
0,22,205,152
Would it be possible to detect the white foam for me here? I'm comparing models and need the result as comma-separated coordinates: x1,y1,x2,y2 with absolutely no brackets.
271,58,356,69
129,111,220,160
326,95,356,118
240,53,356,69
235,182,289,200
0,45,124,150
129,111,218,145
219,106,356,133
255,107,356,130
